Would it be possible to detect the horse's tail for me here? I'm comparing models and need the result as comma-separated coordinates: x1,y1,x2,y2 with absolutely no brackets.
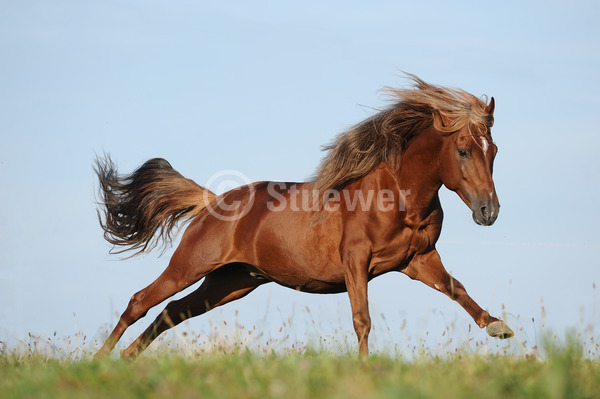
94,155,217,257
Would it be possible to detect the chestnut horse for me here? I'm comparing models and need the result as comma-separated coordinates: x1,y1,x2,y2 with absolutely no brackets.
94,75,513,358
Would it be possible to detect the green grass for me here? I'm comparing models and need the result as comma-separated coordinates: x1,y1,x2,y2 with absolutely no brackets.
1,338,599,399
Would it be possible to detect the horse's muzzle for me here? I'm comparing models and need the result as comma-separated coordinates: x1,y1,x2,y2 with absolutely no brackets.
472,198,499,226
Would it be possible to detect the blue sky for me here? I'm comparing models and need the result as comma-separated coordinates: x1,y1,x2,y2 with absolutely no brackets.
1,1,599,354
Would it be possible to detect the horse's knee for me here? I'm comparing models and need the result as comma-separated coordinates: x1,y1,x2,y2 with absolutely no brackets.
352,313,371,356
353,314,371,337
438,277,466,300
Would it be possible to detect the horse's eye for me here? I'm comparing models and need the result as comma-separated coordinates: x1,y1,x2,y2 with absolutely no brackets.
458,149,469,158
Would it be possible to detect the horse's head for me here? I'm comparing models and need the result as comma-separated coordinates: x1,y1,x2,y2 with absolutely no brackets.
438,97,499,226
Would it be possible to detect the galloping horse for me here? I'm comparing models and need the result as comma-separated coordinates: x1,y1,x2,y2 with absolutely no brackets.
94,74,513,358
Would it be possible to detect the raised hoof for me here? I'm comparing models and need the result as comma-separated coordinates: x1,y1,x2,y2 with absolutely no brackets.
486,320,514,339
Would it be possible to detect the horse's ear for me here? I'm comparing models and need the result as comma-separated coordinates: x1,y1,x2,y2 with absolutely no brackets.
485,96,495,116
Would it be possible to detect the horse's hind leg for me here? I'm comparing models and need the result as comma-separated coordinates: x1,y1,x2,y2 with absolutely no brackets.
121,263,267,359
94,255,212,358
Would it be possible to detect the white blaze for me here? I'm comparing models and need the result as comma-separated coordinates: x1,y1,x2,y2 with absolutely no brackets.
480,137,489,155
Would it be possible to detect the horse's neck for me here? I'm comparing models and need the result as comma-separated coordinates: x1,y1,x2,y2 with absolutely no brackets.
341,127,443,215
393,127,443,212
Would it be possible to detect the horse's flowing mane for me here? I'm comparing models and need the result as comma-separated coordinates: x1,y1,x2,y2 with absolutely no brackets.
313,74,494,192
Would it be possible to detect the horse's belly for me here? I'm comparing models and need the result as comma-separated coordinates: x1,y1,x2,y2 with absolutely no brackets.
241,198,346,292
244,263,346,293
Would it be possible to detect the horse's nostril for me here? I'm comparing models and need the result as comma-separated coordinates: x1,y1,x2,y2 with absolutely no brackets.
481,206,488,219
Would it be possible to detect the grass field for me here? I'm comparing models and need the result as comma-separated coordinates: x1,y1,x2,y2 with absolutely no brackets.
1,331,599,399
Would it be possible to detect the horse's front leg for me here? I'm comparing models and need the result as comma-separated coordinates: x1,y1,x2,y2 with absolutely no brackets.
341,249,372,357
402,249,513,339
